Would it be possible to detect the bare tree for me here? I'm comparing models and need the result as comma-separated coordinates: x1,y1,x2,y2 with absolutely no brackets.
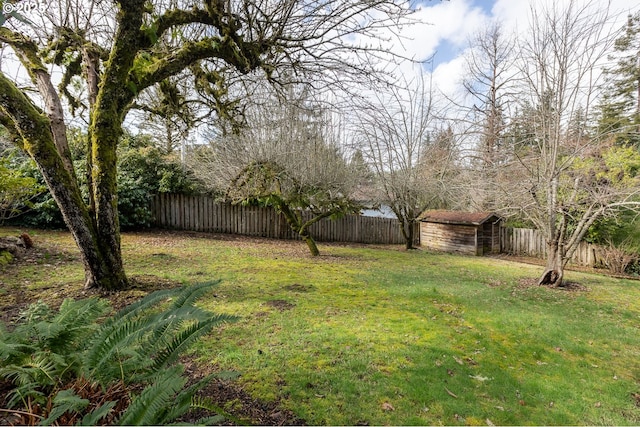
0,0,413,289
351,72,456,249
490,1,640,286
459,21,518,210
190,84,361,256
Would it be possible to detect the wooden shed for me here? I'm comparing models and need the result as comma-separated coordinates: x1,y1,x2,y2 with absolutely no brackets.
419,210,502,256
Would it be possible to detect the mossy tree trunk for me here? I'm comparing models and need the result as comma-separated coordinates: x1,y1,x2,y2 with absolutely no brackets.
0,74,124,290
399,217,417,250
0,0,277,290
278,202,324,256
392,204,418,250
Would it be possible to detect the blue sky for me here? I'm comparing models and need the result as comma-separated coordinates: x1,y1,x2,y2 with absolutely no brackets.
392,0,638,98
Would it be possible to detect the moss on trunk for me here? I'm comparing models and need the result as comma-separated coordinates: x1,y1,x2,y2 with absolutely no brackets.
0,73,128,290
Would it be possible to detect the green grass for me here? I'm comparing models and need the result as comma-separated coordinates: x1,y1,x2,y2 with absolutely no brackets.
1,228,640,425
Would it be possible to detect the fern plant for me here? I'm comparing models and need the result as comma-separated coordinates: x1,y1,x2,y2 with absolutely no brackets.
0,280,236,425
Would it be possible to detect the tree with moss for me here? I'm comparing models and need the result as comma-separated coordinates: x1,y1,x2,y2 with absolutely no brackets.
0,0,411,290
192,85,361,256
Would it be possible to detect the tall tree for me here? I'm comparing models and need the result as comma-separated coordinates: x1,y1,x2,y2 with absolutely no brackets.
0,0,411,290
490,1,640,287
462,22,516,168
597,11,640,146
352,73,456,249
459,22,517,210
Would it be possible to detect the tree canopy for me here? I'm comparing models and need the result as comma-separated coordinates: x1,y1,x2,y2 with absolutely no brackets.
0,0,412,289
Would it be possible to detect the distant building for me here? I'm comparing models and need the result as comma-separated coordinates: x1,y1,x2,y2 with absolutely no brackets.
360,205,396,219
419,210,502,256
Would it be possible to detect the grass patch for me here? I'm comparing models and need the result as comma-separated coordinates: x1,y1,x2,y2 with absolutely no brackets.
1,228,639,425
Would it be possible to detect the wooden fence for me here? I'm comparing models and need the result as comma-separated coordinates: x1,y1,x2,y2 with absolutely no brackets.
151,194,604,264
500,227,600,267
151,193,419,245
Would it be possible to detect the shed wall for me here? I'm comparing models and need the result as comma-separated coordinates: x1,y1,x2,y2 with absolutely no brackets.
480,221,501,255
420,222,477,255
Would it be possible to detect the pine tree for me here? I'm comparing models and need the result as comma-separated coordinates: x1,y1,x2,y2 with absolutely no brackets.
597,12,640,146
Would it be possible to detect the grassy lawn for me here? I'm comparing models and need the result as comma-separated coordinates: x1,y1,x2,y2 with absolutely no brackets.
1,227,640,425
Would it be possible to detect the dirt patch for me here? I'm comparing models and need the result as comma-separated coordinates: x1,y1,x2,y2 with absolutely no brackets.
516,277,589,292
266,299,296,311
283,283,315,292
177,360,305,426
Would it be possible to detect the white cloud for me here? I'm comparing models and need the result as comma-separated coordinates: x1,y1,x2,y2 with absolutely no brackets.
408,0,638,103
395,0,490,62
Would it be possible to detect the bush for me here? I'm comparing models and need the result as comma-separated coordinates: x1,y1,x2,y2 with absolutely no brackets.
0,151,45,224
597,240,639,275
0,281,235,425
3,131,201,230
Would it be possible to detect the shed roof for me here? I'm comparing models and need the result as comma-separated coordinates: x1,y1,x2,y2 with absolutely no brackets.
418,210,500,226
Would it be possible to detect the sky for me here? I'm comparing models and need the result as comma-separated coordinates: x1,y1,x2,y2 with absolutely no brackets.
393,0,639,100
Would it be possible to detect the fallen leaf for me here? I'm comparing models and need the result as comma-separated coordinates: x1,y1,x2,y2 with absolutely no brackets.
445,387,458,398
518,400,526,406
447,369,455,376
469,374,490,382
381,402,395,411
465,357,478,365
486,418,495,426
453,356,464,365
594,402,602,408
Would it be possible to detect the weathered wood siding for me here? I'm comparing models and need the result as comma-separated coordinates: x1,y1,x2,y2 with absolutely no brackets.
481,221,501,255
420,222,478,255
151,193,419,245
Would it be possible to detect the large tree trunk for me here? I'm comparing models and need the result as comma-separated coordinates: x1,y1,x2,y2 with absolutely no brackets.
41,157,127,290
0,73,128,291
538,241,565,286
399,217,416,250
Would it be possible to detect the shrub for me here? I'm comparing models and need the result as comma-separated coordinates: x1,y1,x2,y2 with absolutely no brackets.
0,281,235,425
4,130,201,230
597,240,639,274
0,154,45,224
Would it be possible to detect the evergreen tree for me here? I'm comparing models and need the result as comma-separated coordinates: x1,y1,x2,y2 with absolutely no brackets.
597,12,640,146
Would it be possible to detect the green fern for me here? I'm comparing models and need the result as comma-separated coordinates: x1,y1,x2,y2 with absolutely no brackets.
83,316,160,384
1,280,234,425
40,389,89,426
109,288,177,321
150,314,236,372
78,401,117,426
169,279,222,310
116,365,187,425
